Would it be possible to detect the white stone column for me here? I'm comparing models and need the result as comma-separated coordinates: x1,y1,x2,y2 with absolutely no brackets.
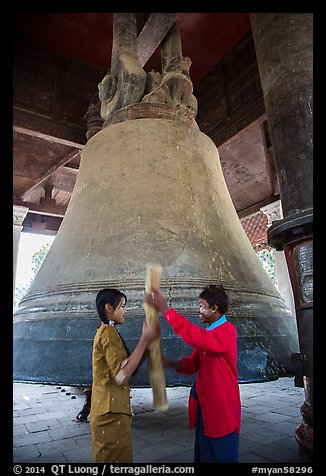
260,200,296,317
13,205,29,298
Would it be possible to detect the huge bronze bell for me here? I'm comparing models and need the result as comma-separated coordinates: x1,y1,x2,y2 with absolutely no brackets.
13,14,299,387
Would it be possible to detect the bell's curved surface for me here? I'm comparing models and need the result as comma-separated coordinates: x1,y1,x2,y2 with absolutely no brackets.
13,103,299,386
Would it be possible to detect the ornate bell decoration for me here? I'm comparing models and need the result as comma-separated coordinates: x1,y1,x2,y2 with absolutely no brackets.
14,14,298,386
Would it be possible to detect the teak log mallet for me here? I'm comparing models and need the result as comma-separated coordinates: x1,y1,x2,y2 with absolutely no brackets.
144,264,169,411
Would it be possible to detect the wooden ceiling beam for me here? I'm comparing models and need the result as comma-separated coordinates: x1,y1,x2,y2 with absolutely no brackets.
20,149,81,198
13,198,67,218
13,126,85,150
237,195,280,219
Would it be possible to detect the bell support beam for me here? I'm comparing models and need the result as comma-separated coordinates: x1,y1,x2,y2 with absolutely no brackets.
137,13,178,67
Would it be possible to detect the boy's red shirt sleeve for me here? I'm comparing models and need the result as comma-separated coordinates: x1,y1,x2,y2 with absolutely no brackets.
163,307,233,353
178,348,200,374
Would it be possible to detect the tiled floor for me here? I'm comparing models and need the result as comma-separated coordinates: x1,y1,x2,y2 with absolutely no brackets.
13,377,313,464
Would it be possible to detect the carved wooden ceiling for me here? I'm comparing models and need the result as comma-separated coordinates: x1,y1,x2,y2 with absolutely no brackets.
13,12,279,235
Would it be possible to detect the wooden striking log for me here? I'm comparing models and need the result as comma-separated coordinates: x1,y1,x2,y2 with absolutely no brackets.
145,264,169,410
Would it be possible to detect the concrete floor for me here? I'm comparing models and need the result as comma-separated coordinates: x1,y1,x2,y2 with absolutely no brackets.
13,377,313,465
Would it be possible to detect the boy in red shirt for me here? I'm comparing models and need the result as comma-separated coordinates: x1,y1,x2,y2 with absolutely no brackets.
144,284,241,463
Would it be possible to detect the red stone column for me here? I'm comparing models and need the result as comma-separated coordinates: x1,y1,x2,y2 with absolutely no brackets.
250,13,313,455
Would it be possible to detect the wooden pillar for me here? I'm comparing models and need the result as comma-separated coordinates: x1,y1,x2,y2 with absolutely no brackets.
251,13,313,455
13,205,28,298
260,200,296,319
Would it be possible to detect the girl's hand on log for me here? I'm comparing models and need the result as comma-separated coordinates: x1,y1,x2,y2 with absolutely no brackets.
141,320,160,343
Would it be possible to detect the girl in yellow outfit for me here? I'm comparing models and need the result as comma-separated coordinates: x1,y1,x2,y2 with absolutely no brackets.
90,288,159,463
